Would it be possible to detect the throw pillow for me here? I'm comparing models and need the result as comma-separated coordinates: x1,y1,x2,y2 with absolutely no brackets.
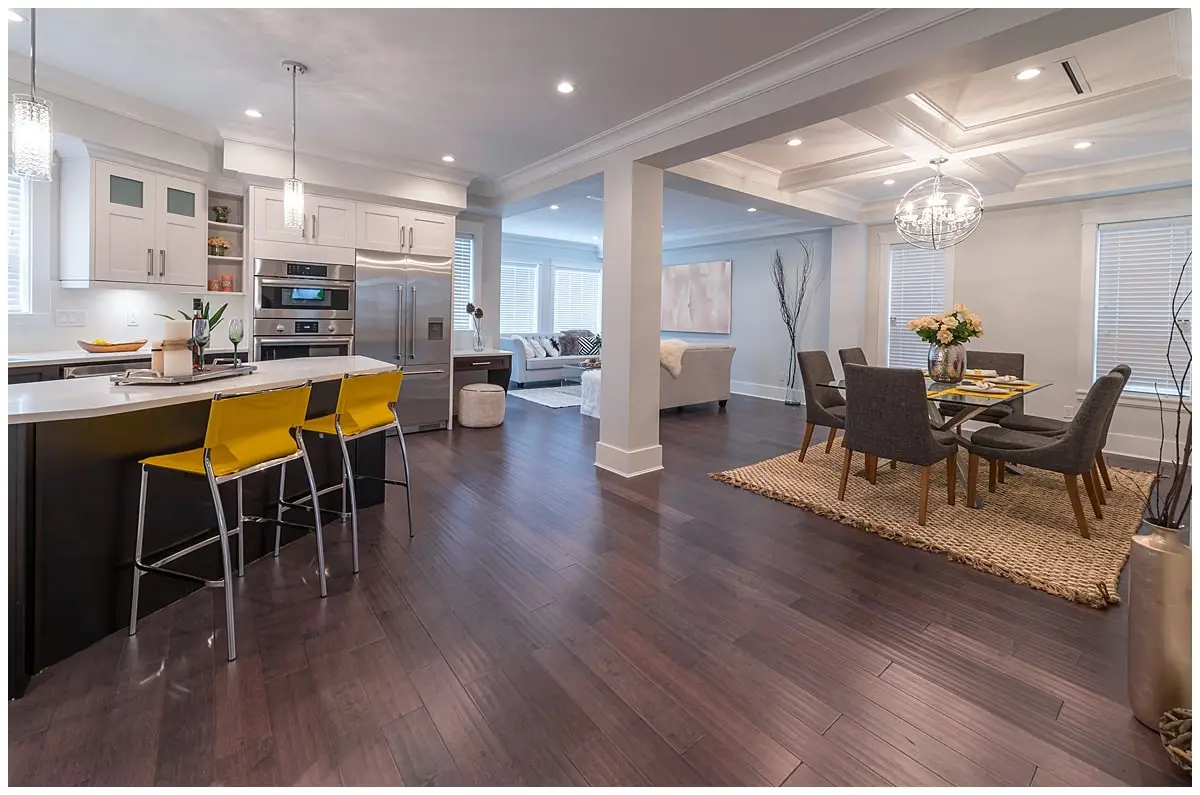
558,329,591,357
546,336,561,355
578,333,602,357
515,335,540,359
531,337,552,358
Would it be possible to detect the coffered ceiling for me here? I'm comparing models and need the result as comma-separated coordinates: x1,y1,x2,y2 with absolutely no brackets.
715,11,1191,218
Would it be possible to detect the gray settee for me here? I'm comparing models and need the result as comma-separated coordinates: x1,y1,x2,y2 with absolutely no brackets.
501,334,595,387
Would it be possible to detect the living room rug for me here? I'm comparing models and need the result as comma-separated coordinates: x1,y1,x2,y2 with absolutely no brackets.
508,384,583,409
710,444,1155,608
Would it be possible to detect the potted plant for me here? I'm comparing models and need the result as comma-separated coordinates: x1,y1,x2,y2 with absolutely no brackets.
465,302,485,352
208,236,230,256
907,304,984,383
211,205,230,223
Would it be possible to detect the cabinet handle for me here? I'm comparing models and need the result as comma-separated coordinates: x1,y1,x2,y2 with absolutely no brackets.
312,213,318,240
472,361,493,366
399,225,405,249
146,248,153,276
409,225,415,250
159,249,165,277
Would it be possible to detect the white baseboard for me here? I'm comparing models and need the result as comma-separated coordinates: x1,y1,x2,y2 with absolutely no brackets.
729,380,800,403
595,441,664,478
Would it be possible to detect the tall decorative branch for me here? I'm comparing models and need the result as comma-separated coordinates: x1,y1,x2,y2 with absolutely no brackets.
772,238,813,404
1147,251,1192,529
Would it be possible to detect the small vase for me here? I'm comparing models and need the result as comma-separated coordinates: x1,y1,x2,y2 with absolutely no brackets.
783,385,803,406
1128,521,1192,728
472,328,485,353
928,342,966,384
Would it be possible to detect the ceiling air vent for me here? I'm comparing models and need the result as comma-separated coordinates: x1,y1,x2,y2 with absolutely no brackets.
1058,57,1092,96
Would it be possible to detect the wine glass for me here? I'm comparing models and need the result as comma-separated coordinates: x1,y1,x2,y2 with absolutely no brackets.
228,318,245,362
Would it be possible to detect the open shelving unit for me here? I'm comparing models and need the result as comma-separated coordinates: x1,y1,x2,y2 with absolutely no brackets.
206,190,247,294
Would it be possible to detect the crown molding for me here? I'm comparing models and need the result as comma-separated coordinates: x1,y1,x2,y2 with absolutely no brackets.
667,160,862,223
501,233,602,257
664,218,829,251
777,148,913,192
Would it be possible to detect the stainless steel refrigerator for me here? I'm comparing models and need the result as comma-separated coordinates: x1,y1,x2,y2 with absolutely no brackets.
354,248,452,432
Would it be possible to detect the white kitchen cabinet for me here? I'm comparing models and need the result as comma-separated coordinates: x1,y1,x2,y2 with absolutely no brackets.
354,203,455,256
251,187,306,244
407,210,455,258
67,160,205,287
308,195,356,248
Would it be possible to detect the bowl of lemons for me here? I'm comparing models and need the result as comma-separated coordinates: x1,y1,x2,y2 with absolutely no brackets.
77,338,148,354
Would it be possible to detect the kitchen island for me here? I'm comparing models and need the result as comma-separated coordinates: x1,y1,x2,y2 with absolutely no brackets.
8,356,395,698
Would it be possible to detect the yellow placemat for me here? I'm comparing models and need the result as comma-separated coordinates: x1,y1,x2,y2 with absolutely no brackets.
928,382,1039,400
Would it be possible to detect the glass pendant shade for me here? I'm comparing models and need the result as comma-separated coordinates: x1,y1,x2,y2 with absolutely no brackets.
283,177,305,230
11,93,53,182
894,158,983,250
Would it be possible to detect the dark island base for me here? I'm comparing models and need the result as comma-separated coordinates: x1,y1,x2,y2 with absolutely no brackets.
9,379,386,698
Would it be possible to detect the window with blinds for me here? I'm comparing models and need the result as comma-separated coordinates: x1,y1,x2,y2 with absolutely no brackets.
7,171,29,313
453,234,475,330
886,244,947,368
1094,217,1192,395
500,262,538,334
552,267,601,332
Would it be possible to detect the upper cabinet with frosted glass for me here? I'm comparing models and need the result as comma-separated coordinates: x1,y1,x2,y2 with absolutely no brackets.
59,158,206,288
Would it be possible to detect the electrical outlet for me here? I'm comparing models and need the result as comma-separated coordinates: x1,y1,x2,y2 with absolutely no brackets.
1063,405,1075,419
126,311,140,328
777,371,787,384
55,310,86,327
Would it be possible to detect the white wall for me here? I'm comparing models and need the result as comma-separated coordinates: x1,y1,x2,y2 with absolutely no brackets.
663,231,831,401
863,186,1191,460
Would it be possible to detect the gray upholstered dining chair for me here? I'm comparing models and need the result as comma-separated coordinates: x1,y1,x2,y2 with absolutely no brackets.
839,363,959,525
962,372,1125,539
939,350,1025,424
838,347,868,371
796,350,846,461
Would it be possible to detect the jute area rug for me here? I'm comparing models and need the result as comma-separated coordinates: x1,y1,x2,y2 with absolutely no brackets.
711,443,1155,608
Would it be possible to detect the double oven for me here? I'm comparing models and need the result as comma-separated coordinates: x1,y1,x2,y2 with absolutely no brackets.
252,258,355,361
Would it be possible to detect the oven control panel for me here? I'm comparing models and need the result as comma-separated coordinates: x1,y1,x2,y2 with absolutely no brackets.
285,262,328,278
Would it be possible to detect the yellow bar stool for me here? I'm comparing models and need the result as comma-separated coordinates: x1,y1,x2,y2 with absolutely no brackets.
129,381,329,661
274,368,413,573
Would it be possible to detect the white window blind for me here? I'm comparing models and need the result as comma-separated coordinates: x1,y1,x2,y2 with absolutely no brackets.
1095,217,1192,395
7,171,29,313
552,267,601,332
886,244,946,368
500,262,538,334
453,234,475,331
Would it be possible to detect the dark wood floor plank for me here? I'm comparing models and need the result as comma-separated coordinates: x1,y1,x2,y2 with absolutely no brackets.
380,708,464,786
348,638,423,725
565,734,650,787
377,605,442,675
783,762,833,786
262,667,338,786
337,734,404,786
824,714,951,786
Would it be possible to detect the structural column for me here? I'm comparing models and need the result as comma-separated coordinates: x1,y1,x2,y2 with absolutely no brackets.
596,160,664,477
827,223,869,375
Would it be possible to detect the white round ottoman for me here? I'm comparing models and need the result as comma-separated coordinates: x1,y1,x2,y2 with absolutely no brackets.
458,383,506,428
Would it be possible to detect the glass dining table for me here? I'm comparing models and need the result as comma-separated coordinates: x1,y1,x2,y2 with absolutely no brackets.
820,376,1054,507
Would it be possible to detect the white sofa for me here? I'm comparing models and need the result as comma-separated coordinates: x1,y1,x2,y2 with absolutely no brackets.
501,334,594,387
580,343,735,417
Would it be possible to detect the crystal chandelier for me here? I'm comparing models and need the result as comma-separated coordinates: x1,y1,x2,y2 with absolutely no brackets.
11,9,53,182
894,157,983,250
282,60,307,230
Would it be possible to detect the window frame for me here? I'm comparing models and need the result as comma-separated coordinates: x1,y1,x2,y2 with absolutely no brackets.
550,264,602,334
452,232,476,331
7,171,31,315
499,260,540,335
875,228,954,368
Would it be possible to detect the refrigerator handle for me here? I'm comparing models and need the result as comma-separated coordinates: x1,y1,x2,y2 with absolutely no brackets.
396,285,405,361
409,284,417,359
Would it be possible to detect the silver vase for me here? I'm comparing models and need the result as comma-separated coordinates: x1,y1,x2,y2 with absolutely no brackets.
1128,521,1192,728
928,342,966,384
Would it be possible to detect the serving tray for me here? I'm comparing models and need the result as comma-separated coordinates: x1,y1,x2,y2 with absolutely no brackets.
109,363,257,386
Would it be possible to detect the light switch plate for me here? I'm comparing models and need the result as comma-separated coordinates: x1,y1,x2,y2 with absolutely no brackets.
55,310,87,327
126,311,140,327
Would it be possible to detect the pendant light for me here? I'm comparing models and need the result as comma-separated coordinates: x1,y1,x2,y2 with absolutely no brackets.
11,9,54,182
282,60,307,230
894,157,984,250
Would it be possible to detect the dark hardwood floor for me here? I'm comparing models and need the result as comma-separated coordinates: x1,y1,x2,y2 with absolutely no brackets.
8,395,1185,786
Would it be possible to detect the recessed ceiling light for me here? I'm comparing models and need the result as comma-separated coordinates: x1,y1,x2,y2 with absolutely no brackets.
8,10,25,22
883,179,896,186
549,204,559,210
243,108,262,118
786,138,802,147
557,80,575,94
1073,141,1094,150
1015,67,1043,81
441,154,455,162
747,207,757,213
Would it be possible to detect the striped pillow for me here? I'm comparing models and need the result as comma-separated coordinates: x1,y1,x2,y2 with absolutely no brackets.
578,334,601,357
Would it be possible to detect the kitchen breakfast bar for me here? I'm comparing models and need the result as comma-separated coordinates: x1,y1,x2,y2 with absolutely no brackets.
8,356,395,698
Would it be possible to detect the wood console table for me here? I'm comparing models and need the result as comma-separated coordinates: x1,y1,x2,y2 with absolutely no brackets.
453,349,512,391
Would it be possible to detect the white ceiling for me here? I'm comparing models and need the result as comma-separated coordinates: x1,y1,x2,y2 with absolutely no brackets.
717,11,1191,211
8,8,868,183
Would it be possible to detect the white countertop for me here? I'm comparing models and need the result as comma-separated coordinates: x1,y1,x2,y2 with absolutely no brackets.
9,347,239,368
452,348,510,357
9,356,395,425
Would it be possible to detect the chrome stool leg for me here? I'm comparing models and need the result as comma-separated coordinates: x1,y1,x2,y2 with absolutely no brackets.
204,461,237,661
335,422,360,574
274,461,286,557
236,478,245,578
297,433,328,598
129,464,149,636
394,417,415,540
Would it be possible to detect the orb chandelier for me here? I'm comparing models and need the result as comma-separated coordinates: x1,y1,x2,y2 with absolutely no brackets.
11,9,54,182
894,157,983,250
282,60,307,231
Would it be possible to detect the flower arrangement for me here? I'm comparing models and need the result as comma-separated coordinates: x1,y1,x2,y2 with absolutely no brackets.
908,304,983,346
211,205,230,223
465,302,485,351
208,236,230,255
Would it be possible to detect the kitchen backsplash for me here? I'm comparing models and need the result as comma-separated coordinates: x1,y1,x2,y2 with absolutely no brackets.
8,285,248,353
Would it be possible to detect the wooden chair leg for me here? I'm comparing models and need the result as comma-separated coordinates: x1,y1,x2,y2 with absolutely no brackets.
918,466,931,526
866,454,877,485
967,453,979,509
1092,462,1107,506
1081,469,1104,520
1064,474,1091,539
825,431,838,454
1095,452,1113,491
798,423,815,462
997,460,1006,484
890,460,898,470
946,452,956,507
837,447,853,501
988,460,997,493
